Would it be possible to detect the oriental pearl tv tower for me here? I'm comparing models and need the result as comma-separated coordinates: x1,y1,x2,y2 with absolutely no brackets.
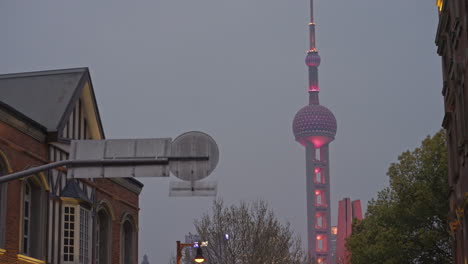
292,0,337,263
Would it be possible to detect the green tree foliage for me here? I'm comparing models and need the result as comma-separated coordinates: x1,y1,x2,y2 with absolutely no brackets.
346,130,452,264
193,199,311,264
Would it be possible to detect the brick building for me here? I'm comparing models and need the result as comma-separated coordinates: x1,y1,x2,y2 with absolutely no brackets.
435,0,468,263
0,68,143,264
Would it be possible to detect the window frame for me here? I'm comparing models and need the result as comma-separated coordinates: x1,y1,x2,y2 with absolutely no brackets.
61,202,93,264
20,178,47,260
79,207,91,264
120,215,136,264
22,182,32,255
96,207,112,264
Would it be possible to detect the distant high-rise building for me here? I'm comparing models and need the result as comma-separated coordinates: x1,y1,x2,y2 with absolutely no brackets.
292,0,337,263
336,198,362,264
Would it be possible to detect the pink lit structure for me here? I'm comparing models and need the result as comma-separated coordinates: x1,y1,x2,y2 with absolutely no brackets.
292,0,337,263
336,198,362,264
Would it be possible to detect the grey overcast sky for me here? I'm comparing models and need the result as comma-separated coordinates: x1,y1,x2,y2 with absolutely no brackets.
1,0,442,262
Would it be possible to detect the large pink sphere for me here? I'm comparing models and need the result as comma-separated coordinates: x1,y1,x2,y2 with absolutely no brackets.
292,104,337,147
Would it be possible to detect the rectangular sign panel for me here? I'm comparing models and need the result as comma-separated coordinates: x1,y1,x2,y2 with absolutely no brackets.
169,181,217,197
69,138,171,178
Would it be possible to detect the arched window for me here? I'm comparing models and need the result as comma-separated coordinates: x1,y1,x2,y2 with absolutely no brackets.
21,178,47,259
121,215,136,264
96,208,112,264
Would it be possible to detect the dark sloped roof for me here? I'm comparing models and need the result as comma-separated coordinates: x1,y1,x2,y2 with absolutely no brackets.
60,179,92,203
0,68,87,131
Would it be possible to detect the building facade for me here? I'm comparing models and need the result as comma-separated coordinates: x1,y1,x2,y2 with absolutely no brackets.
0,68,143,264
335,198,362,264
435,0,468,263
292,0,337,263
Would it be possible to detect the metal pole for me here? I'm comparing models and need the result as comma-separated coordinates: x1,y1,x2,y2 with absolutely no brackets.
177,241,182,264
0,156,209,184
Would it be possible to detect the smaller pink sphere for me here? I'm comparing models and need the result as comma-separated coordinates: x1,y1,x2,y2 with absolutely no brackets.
305,52,321,67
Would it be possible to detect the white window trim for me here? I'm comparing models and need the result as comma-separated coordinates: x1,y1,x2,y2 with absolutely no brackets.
62,203,79,264
61,203,92,264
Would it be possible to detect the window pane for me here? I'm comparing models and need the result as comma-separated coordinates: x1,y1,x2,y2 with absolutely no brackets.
80,208,90,264
64,205,77,262
23,238,28,253
23,220,29,235
24,202,29,217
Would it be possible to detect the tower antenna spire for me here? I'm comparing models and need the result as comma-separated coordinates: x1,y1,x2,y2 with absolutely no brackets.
306,0,321,105
309,0,316,51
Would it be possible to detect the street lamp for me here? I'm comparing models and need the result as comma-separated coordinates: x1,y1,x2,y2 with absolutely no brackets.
193,247,205,263
176,240,205,264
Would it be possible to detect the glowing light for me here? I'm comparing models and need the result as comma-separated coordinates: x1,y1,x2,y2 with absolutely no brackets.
331,226,338,235
314,168,321,174
308,22,316,25
436,0,443,11
194,247,206,263
307,49,317,53
315,190,321,195
308,85,319,92
224,234,230,240
298,136,333,148
316,235,322,240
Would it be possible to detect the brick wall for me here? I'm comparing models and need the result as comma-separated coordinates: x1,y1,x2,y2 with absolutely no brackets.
0,119,142,264
0,120,48,264
95,178,140,264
